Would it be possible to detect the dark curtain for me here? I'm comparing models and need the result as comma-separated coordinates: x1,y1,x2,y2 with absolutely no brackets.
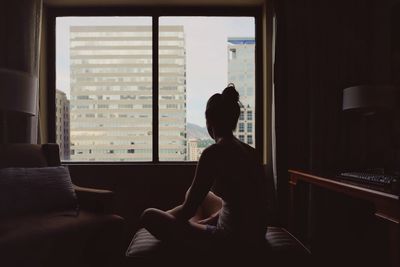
273,0,398,265
271,0,394,225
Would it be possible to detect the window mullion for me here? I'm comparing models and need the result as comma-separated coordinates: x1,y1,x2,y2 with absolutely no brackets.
152,16,159,163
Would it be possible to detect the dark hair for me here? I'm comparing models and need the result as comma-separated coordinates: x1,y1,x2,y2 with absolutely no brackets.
205,84,241,134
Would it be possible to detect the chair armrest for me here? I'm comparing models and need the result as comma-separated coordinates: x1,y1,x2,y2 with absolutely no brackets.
73,184,115,213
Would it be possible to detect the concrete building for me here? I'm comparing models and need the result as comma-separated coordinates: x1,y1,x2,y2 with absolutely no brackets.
159,26,187,161
69,25,186,161
228,37,255,147
56,89,70,160
187,138,198,161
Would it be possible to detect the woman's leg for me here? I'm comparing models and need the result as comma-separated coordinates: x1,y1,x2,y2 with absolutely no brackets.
140,208,211,243
139,191,222,242
201,192,222,216
193,191,222,224
166,191,222,223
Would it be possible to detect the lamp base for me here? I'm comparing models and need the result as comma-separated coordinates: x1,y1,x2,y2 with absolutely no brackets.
0,111,34,144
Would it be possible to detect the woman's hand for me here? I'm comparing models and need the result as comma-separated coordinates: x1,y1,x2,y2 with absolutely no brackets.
197,211,220,225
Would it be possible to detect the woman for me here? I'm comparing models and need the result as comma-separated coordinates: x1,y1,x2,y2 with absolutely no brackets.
140,84,268,248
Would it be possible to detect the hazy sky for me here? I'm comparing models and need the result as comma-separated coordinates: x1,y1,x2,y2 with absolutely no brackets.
56,16,254,127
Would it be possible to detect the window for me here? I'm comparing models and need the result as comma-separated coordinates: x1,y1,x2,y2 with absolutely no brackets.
247,123,252,132
238,122,245,132
57,17,152,161
229,48,237,60
55,13,259,162
247,110,252,120
247,135,253,145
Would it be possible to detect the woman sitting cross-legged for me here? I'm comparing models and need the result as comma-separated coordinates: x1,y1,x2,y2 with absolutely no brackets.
139,84,269,256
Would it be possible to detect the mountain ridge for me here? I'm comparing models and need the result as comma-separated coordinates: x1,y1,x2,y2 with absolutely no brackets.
187,122,210,140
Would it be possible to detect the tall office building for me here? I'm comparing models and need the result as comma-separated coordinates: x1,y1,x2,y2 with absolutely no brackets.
159,26,187,161
228,37,255,147
56,89,70,160
69,25,186,161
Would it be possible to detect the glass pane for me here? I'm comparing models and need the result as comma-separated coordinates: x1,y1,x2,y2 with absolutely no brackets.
159,17,255,162
56,17,152,161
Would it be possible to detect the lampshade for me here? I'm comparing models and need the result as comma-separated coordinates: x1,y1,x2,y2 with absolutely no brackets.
0,68,38,116
342,85,400,112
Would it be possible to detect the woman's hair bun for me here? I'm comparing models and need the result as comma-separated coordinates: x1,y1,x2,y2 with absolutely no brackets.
222,83,239,103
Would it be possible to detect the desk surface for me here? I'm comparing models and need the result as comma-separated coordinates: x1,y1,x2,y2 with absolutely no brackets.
289,170,399,224
289,169,400,267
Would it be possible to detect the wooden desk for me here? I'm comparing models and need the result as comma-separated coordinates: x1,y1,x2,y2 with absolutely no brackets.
289,170,400,267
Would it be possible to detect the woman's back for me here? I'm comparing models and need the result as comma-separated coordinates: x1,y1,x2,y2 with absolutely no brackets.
209,137,268,242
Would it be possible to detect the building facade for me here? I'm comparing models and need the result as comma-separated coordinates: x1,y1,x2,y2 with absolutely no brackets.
228,37,255,147
187,138,198,161
69,25,186,161
56,89,70,160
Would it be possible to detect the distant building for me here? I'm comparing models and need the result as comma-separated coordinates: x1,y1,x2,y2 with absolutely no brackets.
197,146,205,160
228,37,255,147
69,25,186,161
187,138,199,161
56,89,70,160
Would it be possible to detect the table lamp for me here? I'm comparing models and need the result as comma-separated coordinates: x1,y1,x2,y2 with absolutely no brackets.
0,68,38,143
342,85,399,114
0,68,38,116
342,85,400,174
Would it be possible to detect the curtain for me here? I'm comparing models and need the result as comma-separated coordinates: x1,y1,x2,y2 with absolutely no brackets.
271,0,391,224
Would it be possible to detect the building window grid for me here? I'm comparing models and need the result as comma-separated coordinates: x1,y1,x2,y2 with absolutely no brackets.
247,110,252,121
247,123,252,133
238,122,245,133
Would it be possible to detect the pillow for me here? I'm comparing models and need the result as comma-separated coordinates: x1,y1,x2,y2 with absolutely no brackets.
126,228,162,258
0,166,78,218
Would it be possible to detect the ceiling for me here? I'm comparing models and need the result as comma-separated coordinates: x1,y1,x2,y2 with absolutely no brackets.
44,0,265,7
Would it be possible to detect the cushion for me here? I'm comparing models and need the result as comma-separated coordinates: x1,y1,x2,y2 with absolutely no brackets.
127,227,311,262
265,226,310,253
126,228,162,258
0,166,78,218
125,228,208,264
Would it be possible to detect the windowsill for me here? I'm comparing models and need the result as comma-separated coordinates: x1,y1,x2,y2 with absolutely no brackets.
62,161,198,166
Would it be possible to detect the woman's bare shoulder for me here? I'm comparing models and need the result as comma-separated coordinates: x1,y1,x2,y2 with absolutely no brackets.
200,143,220,158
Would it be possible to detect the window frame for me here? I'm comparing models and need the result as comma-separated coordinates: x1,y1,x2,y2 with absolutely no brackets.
47,6,264,164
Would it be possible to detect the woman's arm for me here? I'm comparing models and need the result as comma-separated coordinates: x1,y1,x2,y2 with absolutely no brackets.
175,146,218,221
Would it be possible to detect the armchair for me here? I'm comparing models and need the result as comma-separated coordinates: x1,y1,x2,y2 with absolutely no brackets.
0,143,125,267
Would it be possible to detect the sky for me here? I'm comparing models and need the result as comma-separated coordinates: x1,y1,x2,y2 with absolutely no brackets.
56,16,255,127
